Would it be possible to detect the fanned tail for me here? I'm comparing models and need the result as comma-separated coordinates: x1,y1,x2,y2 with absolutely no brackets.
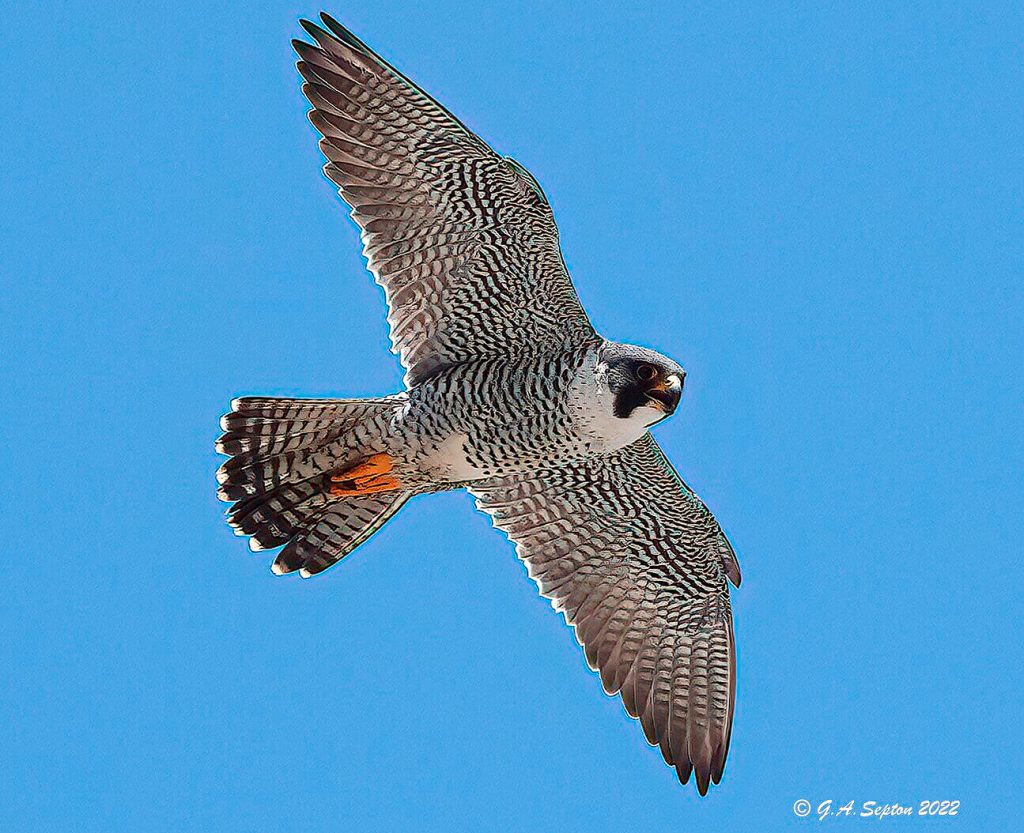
216,396,410,576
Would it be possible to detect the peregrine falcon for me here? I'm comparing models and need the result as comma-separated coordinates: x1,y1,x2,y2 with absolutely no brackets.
217,12,741,794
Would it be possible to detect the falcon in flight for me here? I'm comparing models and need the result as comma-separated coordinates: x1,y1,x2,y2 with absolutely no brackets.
217,12,741,794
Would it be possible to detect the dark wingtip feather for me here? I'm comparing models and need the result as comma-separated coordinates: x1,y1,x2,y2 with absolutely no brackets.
689,741,712,794
298,18,329,41
711,738,729,783
717,534,742,587
292,40,320,66
319,12,366,51
725,558,742,587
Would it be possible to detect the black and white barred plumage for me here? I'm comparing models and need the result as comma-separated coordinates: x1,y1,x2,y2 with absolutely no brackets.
216,12,741,795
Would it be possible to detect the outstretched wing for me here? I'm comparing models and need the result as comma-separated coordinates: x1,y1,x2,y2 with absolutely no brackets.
294,14,596,386
470,433,741,794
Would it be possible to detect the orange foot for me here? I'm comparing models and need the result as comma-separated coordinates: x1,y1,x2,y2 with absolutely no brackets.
330,453,402,497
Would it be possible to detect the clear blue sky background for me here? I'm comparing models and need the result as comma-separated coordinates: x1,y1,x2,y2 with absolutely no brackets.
3,2,1021,831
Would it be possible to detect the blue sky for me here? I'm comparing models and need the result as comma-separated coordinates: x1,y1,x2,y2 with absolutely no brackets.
3,1,1022,831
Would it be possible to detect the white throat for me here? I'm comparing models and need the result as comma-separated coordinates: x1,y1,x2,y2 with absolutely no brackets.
567,352,662,453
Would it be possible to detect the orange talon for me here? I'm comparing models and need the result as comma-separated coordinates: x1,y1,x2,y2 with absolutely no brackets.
330,453,400,497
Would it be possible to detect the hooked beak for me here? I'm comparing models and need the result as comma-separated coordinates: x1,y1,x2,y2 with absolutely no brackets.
646,374,683,413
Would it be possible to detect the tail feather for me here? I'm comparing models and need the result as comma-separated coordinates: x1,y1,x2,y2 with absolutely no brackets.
216,396,400,501
271,493,410,577
216,423,342,458
216,437,348,502
216,395,409,576
217,396,388,458
228,479,331,549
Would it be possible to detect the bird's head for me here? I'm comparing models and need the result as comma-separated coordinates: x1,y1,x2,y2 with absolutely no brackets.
597,343,686,426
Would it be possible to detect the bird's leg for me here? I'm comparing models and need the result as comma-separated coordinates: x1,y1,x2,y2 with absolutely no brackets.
330,453,401,496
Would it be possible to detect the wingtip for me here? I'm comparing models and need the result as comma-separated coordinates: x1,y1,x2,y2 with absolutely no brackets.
319,12,354,43
319,11,343,29
322,12,380,60
711,736,730,783
674,761,707,795
298,17,327,40
717,535,742,587
672,757,715,795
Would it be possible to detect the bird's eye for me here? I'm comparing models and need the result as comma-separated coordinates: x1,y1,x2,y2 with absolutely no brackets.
636,363,658,382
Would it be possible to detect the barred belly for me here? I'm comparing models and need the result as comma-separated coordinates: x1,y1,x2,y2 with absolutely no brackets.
393,346,598,483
